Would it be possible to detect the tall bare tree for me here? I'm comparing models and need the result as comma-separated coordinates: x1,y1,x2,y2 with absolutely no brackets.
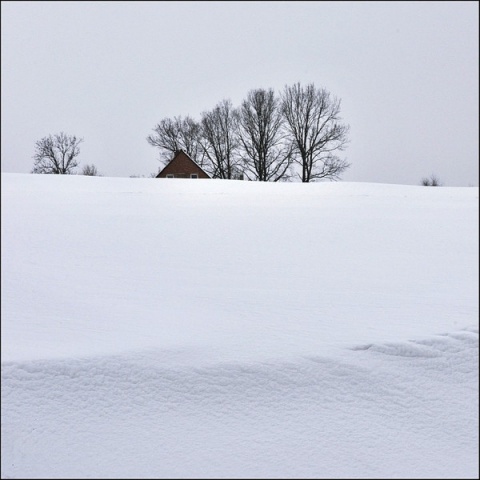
31,132,83,174
147,116,206,169
238,88,293,181
281,83,350,182
200,99,243,179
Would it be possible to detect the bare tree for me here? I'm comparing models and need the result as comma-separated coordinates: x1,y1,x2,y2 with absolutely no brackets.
200,99,243,179
421,174,442,186
281,83,350,182
81,164,100,176
31,132,83,174
146,116,206,168
238,88,293,181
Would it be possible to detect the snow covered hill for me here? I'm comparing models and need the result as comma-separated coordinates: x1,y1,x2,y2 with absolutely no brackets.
1,173,478,478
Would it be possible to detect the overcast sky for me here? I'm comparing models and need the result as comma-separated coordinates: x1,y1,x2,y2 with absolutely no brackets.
1,1,478,185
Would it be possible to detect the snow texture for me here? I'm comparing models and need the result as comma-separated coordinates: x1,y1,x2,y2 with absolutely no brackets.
1,173,478,478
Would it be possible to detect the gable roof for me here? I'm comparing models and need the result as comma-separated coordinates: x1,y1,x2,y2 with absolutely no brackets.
156,150,211,178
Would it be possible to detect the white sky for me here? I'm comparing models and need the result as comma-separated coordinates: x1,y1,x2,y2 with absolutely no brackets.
1,1,479,185
2,173,478,478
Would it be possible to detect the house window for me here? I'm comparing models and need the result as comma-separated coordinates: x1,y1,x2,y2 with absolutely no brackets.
166,174,174,178
190,174,198,178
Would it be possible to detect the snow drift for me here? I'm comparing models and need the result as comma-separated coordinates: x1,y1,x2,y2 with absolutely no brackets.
1,174,478,478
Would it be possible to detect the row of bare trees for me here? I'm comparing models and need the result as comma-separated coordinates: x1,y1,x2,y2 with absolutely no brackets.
147,82,351,182
30,82,350,181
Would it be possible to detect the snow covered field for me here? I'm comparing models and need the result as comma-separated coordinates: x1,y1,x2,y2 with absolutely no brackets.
1,173,478,479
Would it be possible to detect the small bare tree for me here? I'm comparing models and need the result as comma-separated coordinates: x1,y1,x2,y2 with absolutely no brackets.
32,132,83,174
238,88,293,181
281,83,350,182
200,99,243,179
146,116,206,168
81,164,100,176
421,174,442,186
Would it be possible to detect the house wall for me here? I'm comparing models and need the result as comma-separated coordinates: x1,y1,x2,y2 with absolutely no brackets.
157,152,210,178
